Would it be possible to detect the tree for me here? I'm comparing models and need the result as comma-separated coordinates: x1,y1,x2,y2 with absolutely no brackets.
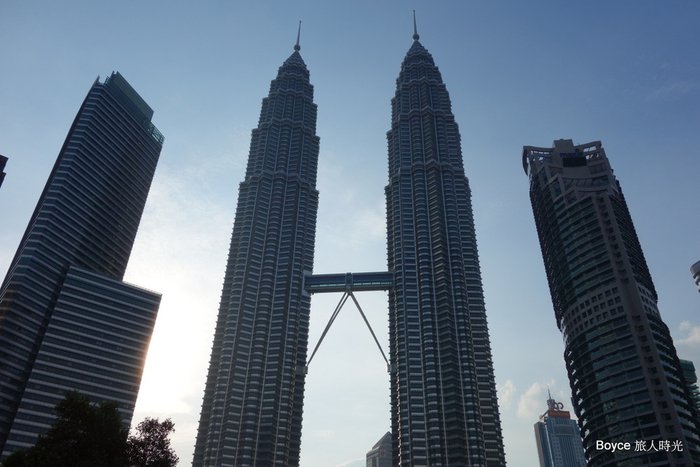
3,391,128,467
2,392,178,467
126,417,178,467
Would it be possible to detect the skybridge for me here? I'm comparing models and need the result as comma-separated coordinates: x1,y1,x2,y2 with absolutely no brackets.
304,271,393,373
304,271,393,294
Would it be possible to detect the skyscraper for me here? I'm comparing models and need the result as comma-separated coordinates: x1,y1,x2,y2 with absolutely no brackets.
193,35,319,466
0,72,163,458
385,25,505,465
534,391,586,467
524,139,700,465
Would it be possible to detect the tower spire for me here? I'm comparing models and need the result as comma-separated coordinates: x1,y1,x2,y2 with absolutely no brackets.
294,20,301,51
412,10,419,41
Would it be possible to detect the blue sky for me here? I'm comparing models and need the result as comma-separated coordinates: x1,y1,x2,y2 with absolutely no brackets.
1,2,699,466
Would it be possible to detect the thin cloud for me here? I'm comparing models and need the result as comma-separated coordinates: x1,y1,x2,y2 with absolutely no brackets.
517,382,545,420
647,80,700,101
677,321,700,347
517,380,562,420
498,379,516,410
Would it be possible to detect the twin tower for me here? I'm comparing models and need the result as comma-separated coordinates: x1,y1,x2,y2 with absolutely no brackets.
193,27,505,466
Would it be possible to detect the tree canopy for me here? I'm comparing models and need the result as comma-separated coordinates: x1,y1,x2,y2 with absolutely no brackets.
3,391,177,467
127,418,179,467
3,391,127,467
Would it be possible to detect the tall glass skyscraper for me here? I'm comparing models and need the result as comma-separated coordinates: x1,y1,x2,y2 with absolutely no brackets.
0,72,163,458
193,39,319,467
385,30,505,465
534,392,586,467
524,139,700,465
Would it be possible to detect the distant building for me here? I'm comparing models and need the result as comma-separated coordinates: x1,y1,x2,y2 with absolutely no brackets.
680,359,700,414
524,139,700,465
366,432,392,467
534,391,586,467
691,261,700,293
0,155,7,188
0,72,163,458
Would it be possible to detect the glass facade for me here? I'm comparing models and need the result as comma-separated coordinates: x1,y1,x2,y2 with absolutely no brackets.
385,35,505,465
524,139,700,466
2,267,160,450
193,44,319,466
0,72,162,458
534,395,586,467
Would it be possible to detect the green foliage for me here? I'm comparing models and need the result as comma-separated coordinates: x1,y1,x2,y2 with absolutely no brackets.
2,392,178,467
3,391,128,467
127,418,179,467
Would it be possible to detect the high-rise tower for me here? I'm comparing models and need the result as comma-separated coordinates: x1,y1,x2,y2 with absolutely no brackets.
0,72,163,457
193,34,319,466
524,139,700,465
385,26,505,465
533,392,586,467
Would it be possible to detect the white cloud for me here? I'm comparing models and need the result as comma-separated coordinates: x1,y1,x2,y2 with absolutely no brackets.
516,380,563,420
517,382,545,420
677,321,700,347
498,379,516,410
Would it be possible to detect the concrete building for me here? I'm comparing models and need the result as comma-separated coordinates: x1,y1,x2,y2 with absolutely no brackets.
534,391,586,467
524,139,700,465
0,72,163,458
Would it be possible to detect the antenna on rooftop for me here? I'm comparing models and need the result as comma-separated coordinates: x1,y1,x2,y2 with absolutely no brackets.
294,20,301,51
412,10,419,41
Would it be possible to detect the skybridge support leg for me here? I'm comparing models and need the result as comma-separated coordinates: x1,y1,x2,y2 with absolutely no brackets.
348,292,390,373
305,292,349,373
305,291,390,374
